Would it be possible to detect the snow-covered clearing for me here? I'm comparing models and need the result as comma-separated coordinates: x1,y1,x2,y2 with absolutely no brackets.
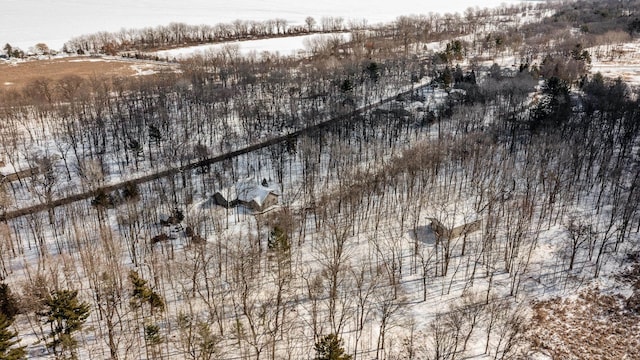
155,33,350,60
589,39,640,85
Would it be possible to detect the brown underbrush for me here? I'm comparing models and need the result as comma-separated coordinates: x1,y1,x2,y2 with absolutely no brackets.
529,281,640,360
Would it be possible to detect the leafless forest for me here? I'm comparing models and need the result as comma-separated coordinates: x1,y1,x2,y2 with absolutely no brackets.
1,1,640,359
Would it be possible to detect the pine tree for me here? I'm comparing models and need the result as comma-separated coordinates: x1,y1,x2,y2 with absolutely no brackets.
366,62,380,83
0,284,19,321
441,66,453,90
529,76,571,132
144,323,163,359
129,270,165,314
148,125,162,144
144,323,162,347
314,334,353,360
0,314,26,360
39,290,90,359
268,225,290,253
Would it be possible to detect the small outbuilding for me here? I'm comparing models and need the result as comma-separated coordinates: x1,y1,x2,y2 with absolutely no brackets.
427,217,482,240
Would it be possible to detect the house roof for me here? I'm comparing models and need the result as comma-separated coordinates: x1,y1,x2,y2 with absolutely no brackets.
214,178,279,208
236,179,279,208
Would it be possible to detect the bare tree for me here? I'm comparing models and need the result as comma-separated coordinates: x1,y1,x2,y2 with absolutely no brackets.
427,313,457,360
350,261,379,359
563,217,593,271
305,17,317,32
373,279,404,360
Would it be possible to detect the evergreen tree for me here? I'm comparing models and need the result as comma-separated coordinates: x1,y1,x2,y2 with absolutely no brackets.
129,271,164,314
39,290,90,359
0,284,19,321
440,66,453,90
340,79,353,93
121,182,140,201
268,225,291,253
365,62,380,83
0,314,26,360
453,64,464,84
314,334,352,360
144,323,163,359
148,125,162,144
629,17,640,35
144,323,162,347
529,76,571,132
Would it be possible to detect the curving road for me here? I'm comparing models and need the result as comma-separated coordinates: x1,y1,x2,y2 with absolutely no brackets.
1,84,426,222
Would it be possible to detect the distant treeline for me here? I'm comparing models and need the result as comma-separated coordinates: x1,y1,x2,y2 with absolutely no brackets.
60,2,540,56
62,17,365,55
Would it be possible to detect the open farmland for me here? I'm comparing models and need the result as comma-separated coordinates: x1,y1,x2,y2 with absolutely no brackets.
0,57,175,90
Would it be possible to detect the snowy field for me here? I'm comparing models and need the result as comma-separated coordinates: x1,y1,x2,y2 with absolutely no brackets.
155,33,349,59
3,0,542,51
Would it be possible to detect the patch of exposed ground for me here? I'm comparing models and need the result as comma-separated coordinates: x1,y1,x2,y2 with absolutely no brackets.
528,260,640,360
0,56,175,90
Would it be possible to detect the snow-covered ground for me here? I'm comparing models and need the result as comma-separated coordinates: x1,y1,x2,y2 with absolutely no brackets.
589,40,640,85
155,33,349,59
2,0,542,51
2,43,638,360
